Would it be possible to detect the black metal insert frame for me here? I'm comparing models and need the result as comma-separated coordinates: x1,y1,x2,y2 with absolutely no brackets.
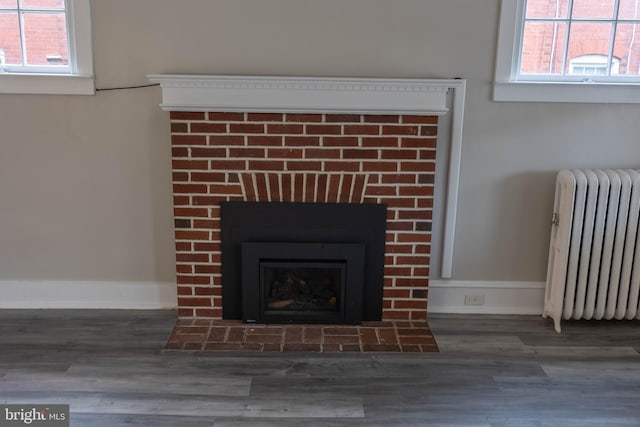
241,242,365,324
220,202,387,323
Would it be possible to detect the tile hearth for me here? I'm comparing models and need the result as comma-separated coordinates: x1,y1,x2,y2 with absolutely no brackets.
166,320,438,353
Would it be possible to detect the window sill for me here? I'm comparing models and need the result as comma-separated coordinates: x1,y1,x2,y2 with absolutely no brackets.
493,81,640,104
0,73,95,95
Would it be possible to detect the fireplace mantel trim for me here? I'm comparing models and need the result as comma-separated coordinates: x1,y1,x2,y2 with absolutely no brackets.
151,73,466,279
148,74,456,115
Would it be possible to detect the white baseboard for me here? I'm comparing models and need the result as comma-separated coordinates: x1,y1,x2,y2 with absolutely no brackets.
0,279,544,314
0,280,177,309
428,280,545,315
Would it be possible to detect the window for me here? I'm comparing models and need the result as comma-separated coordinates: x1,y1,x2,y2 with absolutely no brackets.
495,0,640,103
0,0,93,95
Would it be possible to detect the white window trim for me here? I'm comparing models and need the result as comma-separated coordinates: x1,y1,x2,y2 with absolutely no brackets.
0,0,94,95
494,0,640,103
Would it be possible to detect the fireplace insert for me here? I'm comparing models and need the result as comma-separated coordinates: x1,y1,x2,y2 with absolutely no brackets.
241,242,365,324
220,202,386,324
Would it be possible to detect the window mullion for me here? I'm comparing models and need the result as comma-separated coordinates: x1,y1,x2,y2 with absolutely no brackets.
561,0,576,76
608,0,622,76
17,2,27,67
629,1,639,75
549,21,557,73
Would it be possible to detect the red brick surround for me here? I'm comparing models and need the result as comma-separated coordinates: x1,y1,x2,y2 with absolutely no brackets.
170,111,437,321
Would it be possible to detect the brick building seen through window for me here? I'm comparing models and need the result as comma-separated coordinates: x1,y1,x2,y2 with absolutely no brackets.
521,0,640,77
0,0,68,69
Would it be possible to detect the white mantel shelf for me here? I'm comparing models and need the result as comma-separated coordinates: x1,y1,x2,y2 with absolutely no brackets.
148,74,459,115
149,74,466,279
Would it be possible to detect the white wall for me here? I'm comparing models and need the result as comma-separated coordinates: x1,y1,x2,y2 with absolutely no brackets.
1,0,639,309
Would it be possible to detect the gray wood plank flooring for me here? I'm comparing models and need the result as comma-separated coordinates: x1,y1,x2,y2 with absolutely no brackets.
1,310,639,426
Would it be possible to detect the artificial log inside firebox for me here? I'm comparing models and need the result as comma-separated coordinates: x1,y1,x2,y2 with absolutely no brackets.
266,268,340,312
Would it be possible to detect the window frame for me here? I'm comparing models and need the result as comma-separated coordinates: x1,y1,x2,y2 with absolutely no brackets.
0,0,94,95
494,0,640,103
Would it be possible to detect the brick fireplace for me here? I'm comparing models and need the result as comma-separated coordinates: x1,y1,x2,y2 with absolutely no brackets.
151,75,459,323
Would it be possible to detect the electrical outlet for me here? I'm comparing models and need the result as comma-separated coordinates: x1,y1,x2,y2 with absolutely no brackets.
464,295,485,306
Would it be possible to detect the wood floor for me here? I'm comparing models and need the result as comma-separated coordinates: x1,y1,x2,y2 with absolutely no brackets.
1,310,640,426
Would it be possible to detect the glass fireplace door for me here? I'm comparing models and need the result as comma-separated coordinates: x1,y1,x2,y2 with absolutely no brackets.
261,262,345,318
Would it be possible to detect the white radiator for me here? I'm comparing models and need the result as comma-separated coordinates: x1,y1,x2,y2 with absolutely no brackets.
544,169,640,332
